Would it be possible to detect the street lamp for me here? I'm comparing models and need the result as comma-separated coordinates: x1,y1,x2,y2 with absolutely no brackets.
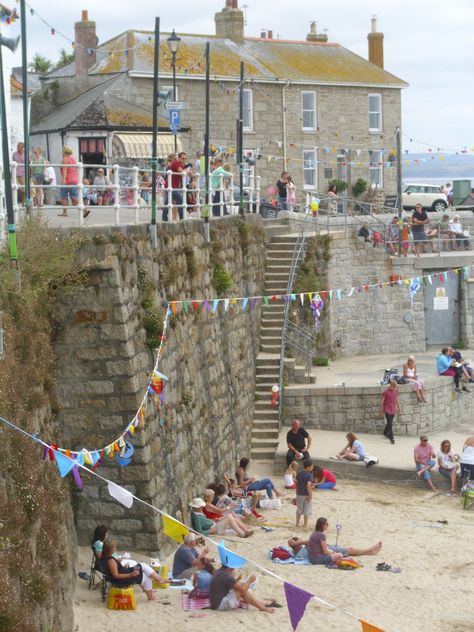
0,33,21,268
167,29,181,152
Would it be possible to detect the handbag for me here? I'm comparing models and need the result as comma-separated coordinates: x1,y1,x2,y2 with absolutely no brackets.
382,368,398,385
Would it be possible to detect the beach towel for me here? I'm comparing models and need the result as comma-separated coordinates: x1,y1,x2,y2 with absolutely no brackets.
182,593,211,610
268,549,311,565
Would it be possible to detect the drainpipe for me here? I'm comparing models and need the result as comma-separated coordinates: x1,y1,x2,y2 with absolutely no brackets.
282,80,289,170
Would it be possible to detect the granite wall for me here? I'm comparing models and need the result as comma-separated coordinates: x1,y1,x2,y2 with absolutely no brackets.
53,216,265,555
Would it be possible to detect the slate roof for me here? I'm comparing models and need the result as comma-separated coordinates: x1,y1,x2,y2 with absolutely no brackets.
11,67,42,94
30,76,168,133
84,30,407,87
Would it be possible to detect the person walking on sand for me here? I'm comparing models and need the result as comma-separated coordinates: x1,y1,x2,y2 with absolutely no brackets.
378,379,400,444
288,517,382,565
414,436,437,491
295,459,313,528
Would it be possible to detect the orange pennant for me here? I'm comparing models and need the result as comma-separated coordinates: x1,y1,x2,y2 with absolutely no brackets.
170,302,177,315
359,620,386,632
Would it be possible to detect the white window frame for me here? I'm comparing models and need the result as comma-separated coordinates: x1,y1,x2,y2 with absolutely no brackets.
242,89,253,132
303,148,318,189
336,152,347,181
301,91,317,131
369,149,384,188
368,93,382,132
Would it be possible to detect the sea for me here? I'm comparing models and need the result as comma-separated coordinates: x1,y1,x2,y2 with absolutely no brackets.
403,176,474,188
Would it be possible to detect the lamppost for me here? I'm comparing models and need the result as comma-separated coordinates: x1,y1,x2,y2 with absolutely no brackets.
0,33,20,268
166,29,181,153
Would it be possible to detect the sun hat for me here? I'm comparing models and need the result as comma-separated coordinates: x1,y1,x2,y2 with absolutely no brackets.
189,498,206,509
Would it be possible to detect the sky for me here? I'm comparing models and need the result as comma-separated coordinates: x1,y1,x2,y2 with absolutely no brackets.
3,0,474,153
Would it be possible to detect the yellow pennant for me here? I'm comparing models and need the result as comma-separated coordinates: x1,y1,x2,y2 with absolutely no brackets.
162,515,189,544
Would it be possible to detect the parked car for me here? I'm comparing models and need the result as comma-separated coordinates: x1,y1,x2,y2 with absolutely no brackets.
402,183,448,212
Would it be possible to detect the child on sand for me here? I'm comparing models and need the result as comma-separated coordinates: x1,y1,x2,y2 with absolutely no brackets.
190,557,214,598
312,465,337,490
284,462,298,489
295,459,313,528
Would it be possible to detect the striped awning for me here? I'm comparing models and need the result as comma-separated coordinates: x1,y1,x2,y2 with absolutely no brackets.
112,133,182,160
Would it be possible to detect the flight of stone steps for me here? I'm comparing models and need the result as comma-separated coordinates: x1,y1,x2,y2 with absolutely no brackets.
250,233,299,460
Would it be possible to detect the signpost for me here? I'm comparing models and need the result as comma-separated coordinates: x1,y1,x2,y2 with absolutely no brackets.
165,101,185,110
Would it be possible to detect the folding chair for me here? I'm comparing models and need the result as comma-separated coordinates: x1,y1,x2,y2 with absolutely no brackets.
88,547,108,602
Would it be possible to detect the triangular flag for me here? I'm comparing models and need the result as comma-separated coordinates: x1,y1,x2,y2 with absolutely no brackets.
162,514,189,543
75,452,85,466
329,290,333,299
242,297,249,311
320,291,327,300
284,582,313,631
443,271,448,282
347,287,354,297
170,302,177,315
428,275,433,285
263,296,269,305
299,293,304,305
251,297,259,309
182,301,189,315
192,301,199,312
359,620,386,632
54,450,76,477
203,300,211,312
438,273,444,282
154,369,169,382
224,299,230,311
212,299,219,312
108,481,134,508
217,540,247,568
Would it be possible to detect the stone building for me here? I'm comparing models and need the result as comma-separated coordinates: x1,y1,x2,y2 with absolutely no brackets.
30,4,407,198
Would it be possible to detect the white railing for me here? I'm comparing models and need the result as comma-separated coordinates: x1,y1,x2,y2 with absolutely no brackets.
0,162,262,240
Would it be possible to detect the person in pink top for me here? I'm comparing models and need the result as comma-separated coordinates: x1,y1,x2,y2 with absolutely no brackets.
378,379,400,444
58,145,79,217
12,142,26,203
414,436,437,491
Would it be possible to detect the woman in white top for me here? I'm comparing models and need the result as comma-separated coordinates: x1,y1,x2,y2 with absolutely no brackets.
437,440,459,493
460,436,474,482
403,355,427,403
448,215,470,250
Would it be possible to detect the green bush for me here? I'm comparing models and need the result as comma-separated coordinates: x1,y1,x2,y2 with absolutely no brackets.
352,177,368,198
313,357,329,366
143,307,165,348
329,179,347,193
212,264,232,296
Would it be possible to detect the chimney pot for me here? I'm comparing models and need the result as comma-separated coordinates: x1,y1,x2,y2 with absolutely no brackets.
310,21,317,34
267,30,273,39
260,30,266,39
306,19,328,43
81,10,88,21
371,16,377,33
367,17,384,68
75,11,96,76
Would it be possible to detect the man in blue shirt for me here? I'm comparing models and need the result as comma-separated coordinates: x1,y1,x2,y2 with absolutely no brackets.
172,533,209,579
436,348,467,393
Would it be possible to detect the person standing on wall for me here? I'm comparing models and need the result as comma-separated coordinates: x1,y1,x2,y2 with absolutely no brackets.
378,379,400,444
276,171,289,210
169,151,187,221
286,419,312,466
411,203,434,255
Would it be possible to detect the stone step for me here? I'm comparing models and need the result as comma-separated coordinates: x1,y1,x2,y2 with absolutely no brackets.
260,312,284,321
254,410,279,420
260,335,281,345
250,439,279,459
256,375,280,386
255,400,276,410
266,243,296,252
264,286,288,294
255,356,280,366
260,344,281,353
259,325,282,335
265,272,290,282
251,428,279,440
265,263,292,271
270,236,299,244
255,364,280,374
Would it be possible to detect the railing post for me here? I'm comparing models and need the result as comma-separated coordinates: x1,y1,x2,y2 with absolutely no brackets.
0,167,5,242
219,174,224,217
113,164,120,225
77,162,84,225
133,166,139,224
196,182,201,218
182,170,187,221
256,175,261,215
11,161,18,224
167,170,173,222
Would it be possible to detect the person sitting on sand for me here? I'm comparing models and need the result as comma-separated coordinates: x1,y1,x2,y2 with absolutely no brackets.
437,439,459,494
288,516,382,565
202,488,257,527
336,433,366,461
403,355,427,403
312,465,336,490
414,436,437,492
236,457,284,498
209,565,275,613
284,461,298,489
460,435,474,483
214,484,265,521
102,539,168,601
189,498,254,538
172,533,210,579
190,557,215,598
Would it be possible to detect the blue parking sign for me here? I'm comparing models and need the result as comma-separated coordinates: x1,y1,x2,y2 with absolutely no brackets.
169,109,180,133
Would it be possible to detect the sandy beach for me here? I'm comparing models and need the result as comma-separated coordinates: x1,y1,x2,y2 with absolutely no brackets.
73,465,474,632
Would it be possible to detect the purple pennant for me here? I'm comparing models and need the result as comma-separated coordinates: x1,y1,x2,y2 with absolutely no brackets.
42,445,49,461
159,391,165,403
251,297,259,310
72,466,83,491
203,300,211,312
284,582,313,631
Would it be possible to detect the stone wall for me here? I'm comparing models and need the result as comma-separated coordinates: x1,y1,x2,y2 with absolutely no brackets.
53,216,265,554
283,377,474,436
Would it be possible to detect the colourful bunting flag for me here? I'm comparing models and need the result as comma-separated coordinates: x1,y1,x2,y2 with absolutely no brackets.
284,582,313,631
170,302,177,315
359,620,386,632
213,299,219,312
54,450,76,477
242,297,249,311
108,481,133,508
224,299,230,311
162,515,190,543
192,301,199,312
183,301,189,314
217,540,247,569
203,300,211,312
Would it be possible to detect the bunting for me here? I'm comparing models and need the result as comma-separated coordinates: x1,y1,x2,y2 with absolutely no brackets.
284,582,313,631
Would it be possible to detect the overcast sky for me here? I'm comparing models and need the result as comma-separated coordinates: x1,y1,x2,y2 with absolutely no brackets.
5,0,474,153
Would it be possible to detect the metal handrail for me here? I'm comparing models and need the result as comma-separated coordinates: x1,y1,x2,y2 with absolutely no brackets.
285,321,313,377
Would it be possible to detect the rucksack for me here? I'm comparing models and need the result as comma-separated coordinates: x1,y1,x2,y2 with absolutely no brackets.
271,546,292,561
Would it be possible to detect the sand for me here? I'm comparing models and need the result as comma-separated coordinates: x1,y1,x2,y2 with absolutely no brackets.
73,464,474,632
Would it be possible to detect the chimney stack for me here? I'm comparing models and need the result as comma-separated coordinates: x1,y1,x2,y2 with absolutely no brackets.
260,30,267,39
367,16,384,68
215,0,244,43
74,10,97,76
306,21,328,43
267,30,273,40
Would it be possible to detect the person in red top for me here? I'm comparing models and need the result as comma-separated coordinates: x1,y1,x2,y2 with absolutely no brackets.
414,436,437,491
378,379,400,444
312,465,336,490
168,151,187,220
59,145,79,217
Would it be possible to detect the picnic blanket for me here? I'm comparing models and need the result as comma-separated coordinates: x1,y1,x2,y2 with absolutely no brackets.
267,548,311,565
182,593,211,610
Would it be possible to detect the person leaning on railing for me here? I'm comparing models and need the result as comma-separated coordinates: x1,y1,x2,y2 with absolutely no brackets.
211,158,233,217
58,145,79,218
168,151,187,221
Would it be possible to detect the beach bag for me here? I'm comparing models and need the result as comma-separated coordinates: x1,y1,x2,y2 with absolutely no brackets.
336,558,362,570
382,368,398,385
259,498,282,510
271,546,292,561
396,376,409,385
363,455,379,468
